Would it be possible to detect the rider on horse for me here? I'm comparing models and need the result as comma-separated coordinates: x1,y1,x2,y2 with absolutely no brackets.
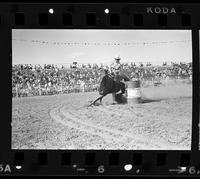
89,55,130,106
110,55,130,102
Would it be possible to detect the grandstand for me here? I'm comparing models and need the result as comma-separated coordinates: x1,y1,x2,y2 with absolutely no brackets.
12,61,192,97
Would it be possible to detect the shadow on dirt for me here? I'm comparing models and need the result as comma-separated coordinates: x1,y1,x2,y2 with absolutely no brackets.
140,98,162,104
114,93,127,104
87,96,162,107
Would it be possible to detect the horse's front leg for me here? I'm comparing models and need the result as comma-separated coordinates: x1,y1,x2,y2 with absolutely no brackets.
91,94,106,106
99,97,102,103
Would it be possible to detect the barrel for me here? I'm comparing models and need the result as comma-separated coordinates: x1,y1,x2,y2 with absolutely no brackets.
126,80,141,104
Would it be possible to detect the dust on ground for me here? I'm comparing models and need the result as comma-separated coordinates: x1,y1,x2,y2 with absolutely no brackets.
12,83,193,150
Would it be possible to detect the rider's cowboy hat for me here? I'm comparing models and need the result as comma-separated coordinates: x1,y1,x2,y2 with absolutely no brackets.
114,54,121,60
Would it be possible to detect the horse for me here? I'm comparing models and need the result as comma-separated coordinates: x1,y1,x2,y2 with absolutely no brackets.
89,72,128,106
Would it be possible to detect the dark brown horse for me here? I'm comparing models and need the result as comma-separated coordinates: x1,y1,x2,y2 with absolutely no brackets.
89,71,128,106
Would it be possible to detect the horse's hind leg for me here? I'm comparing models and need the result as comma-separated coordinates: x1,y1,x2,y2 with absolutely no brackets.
112,93,115,101
120,82,126,94
112,93,118,104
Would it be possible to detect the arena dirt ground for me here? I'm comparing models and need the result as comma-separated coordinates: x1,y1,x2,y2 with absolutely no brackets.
12,83,193,150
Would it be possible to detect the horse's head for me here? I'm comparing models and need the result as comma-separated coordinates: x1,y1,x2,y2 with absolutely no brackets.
100,68,109,76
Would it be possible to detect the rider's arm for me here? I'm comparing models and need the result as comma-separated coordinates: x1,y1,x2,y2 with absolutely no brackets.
120,73,130,81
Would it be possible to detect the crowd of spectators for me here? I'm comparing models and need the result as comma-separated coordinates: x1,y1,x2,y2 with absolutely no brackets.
12,61,192,97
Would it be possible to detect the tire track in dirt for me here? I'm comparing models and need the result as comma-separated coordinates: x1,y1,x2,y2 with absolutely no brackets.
97,102,190,123
50,107,125,147
95,106,190,149
50,106,153,148
50,105,186,150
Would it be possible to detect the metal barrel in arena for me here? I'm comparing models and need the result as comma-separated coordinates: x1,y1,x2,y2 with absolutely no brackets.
126,80,142,104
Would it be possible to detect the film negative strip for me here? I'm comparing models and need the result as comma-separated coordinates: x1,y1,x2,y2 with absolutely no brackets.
0,2,199,176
